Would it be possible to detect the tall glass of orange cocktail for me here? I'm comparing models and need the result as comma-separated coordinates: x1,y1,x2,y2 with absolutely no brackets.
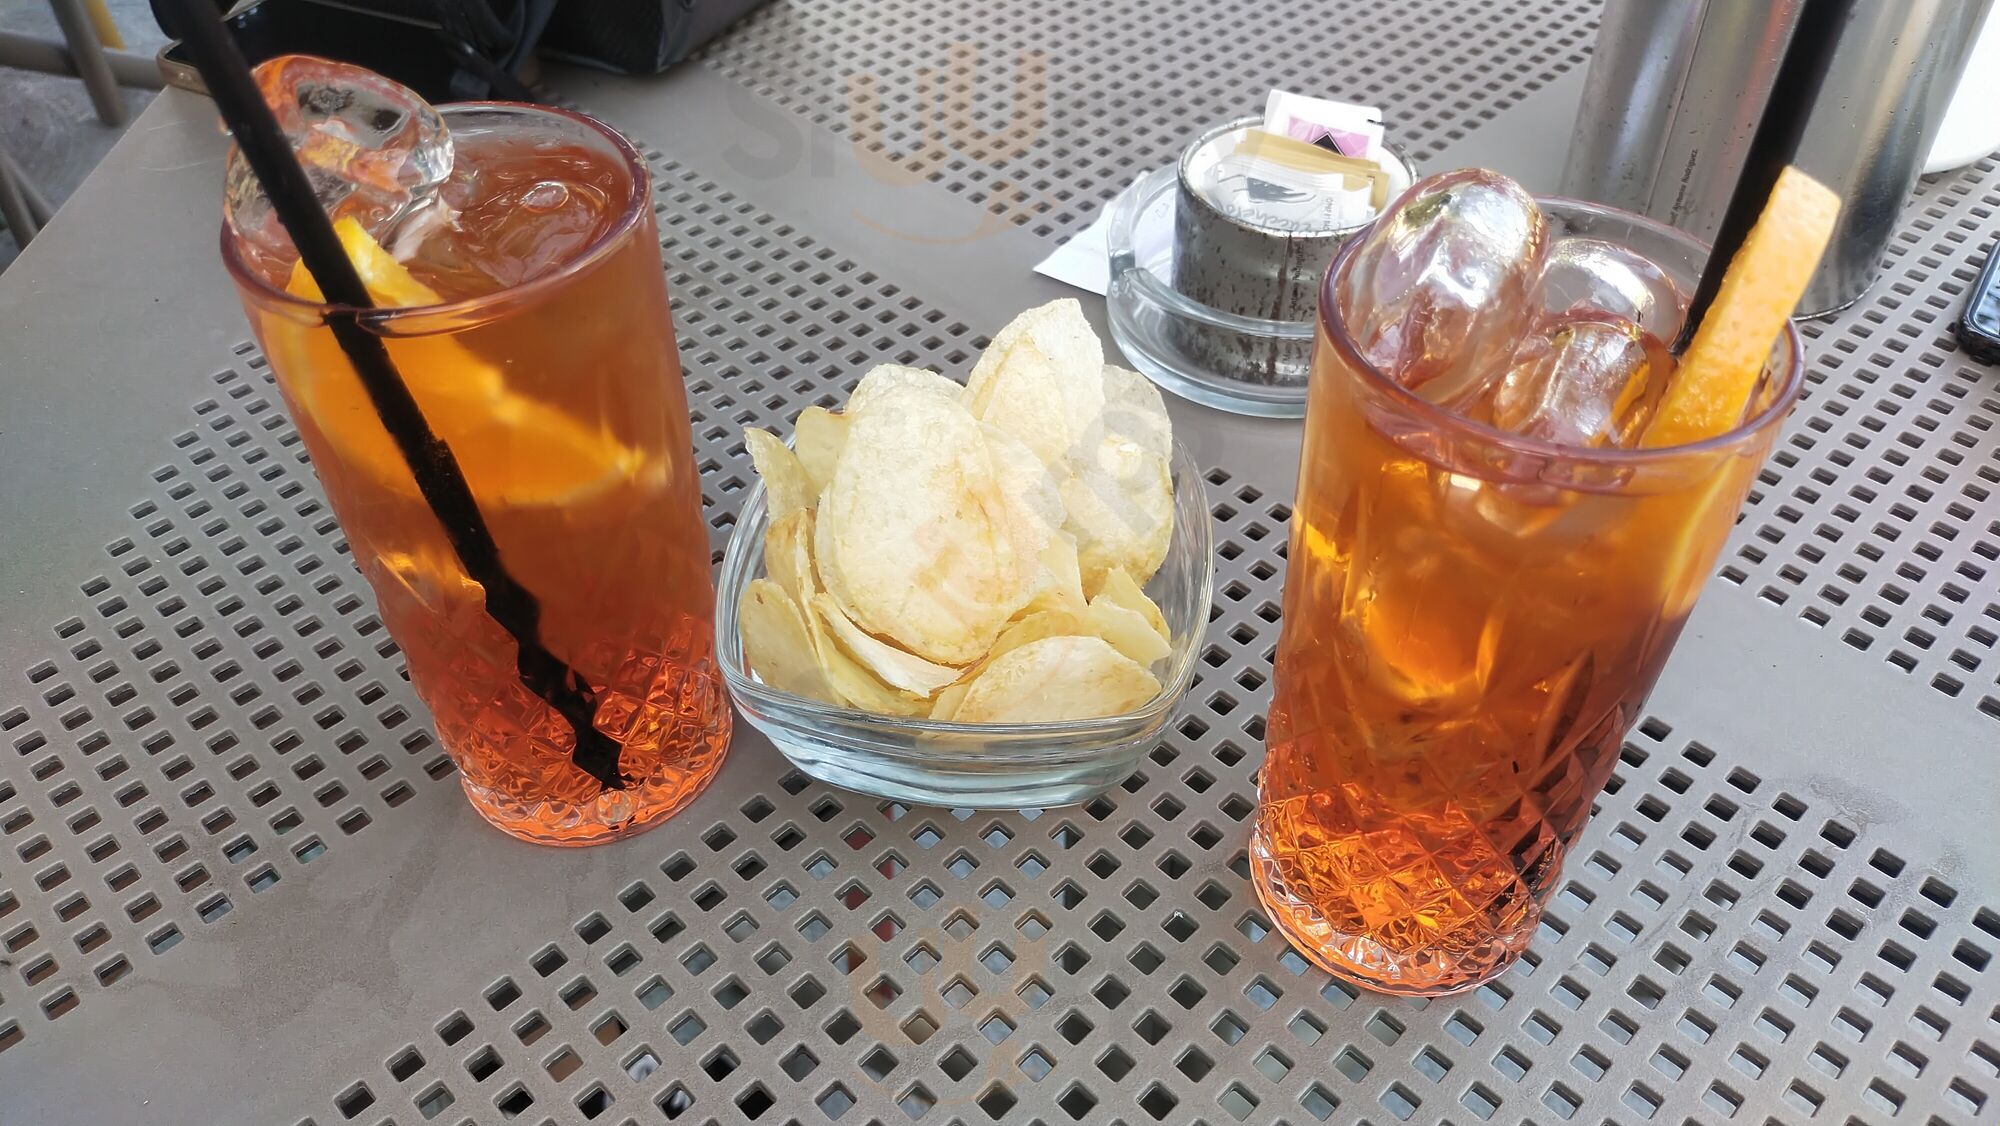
1254,183,1809,994
225,95,730,844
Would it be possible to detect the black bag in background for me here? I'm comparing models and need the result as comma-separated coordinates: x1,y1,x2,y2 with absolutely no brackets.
158,0,768,92
405,0,772,79
540,0,770,74
152,0,539,99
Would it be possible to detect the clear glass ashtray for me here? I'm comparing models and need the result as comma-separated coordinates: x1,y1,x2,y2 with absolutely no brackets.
1104,166,1314,417
717,445,1213,809
1104,138,1426,420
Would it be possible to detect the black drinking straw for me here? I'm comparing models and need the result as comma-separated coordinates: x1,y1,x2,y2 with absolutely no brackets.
168,0,629,791
1672,0,1856,355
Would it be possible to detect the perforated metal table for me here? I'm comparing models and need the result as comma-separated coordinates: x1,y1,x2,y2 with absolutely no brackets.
2,2,1997,1123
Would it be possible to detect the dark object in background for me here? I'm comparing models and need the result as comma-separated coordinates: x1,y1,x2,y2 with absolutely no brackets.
147,0,230,38
539,0,771,74
1957,242,2000,364
1563,0,1991,319
156,0,547,102
156,0,771,95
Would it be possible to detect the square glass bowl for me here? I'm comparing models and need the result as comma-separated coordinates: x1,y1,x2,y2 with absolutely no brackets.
718,444,1213,809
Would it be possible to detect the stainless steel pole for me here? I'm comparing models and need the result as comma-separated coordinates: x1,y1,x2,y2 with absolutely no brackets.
1562,0,1995,315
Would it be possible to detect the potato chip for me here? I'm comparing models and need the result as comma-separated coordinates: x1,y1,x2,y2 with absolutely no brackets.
1101,364,1172,462
988,608,1087,662
736,300,1185,726
983,423,1064,546
1094,566,1169,642
964,301,1105,467
1084,595,1172,666
952,636,1161,723
1063,433,1174,591
764,508,817,606
793,406,849,494
745,427,817,518
930,680,971,721
968,299,1104,406
811,593,963,696
815,387,1035,664
1019,532,1087,618
800,597,930,716
847,364,963,416
739,579,840,704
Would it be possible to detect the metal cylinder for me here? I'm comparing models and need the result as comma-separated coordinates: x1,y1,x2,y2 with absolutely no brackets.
1561,0,1993,315
1168,117,1413,386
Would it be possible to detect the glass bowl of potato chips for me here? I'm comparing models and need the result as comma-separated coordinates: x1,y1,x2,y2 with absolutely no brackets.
717,301,1213,808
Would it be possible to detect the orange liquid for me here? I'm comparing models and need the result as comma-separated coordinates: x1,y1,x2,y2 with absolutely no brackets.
1252,323,1776,993
233,122,730,843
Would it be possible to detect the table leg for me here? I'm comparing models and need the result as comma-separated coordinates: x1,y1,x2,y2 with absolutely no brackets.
0,148,42,248
47,0,126,126
0,143,56,227
0,30,165,88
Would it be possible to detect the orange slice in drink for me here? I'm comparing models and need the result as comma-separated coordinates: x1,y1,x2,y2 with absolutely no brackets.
286,217,443,306
271,219,643,507
1642,166,1839,448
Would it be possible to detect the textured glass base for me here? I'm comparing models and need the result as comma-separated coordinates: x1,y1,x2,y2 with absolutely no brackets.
1249,826,1537,997
767,735,1138,809
459,723,731,846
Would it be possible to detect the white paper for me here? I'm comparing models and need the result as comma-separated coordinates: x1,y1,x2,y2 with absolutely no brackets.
1033,175,1151,296
1032,206,1117,295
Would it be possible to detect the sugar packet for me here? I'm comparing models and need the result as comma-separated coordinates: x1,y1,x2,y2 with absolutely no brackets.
1262,90,1385,160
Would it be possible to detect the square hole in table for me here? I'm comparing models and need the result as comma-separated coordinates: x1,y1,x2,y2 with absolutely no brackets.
940,1046,976,1082
824,1009,862,1045
743,1010,784,1046
1211,1010,1248,1045
981,1012,1016,1044
861,1046,898,1081
897,1082,935,1119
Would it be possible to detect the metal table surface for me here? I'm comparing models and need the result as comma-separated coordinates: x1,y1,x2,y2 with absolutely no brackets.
1,2,1996,1123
